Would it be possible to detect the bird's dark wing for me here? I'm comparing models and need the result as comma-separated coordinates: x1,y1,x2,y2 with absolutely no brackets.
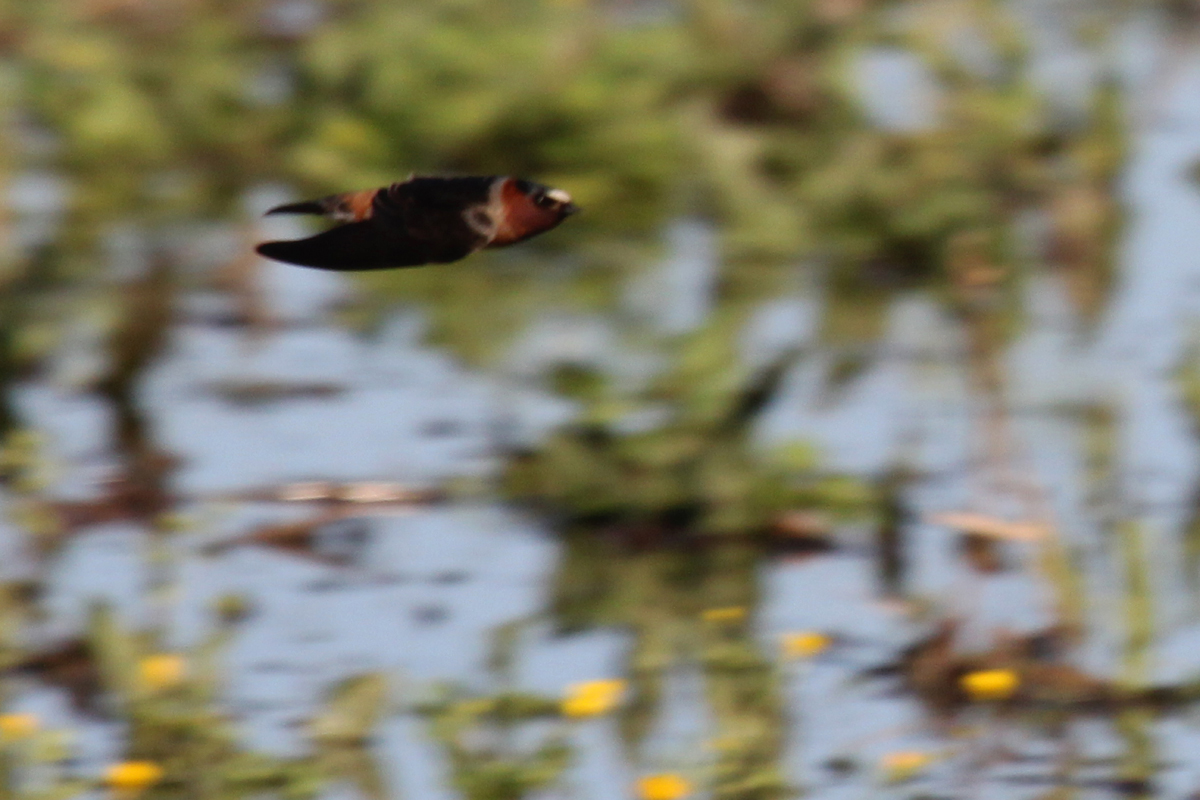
255,221,428,271
255,214,486,271
256,176,499,271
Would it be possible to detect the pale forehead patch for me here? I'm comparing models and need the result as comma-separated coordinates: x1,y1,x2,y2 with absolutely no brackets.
546,188,572,204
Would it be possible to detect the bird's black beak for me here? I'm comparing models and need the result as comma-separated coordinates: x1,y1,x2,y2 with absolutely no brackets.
561,202,580,216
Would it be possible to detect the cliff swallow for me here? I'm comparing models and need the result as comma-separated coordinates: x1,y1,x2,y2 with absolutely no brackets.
255,175,578,271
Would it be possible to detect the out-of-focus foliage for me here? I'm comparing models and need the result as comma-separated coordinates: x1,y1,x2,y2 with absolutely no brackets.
87,604,324,799
0,1,1143,799
503,332,873,536
11,0,686,271
550,536,789,799
417,687,570,800
8,0,1125,311
13,0,284,254
0,0,1130,496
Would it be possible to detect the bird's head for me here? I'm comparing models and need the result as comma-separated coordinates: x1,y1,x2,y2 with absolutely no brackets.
514,179,579,220
491,179,578,245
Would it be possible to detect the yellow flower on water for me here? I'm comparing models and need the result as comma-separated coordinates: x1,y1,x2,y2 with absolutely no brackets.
781,631,831,659
636,773,692,800
138,654,186,691
105,761,163,794
562,679,625,717
960,669,1019,701
880,751,933,783
0,713,39,740
701,606,746,623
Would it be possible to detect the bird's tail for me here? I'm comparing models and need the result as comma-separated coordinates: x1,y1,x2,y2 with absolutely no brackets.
264,200,327,216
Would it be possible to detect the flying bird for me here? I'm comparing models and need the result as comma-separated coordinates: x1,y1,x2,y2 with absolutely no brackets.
255,175,578,271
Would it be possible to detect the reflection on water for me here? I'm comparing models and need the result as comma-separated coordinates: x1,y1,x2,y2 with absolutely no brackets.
8,3,1200,800
7,135,1200,793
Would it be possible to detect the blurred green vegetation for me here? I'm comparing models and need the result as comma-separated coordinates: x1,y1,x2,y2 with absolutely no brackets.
502,337,873,538
552,536,790,798
416,676,570,800
5,0,1124,301
87,605,326,800
0,0,1143,798
0,0,1128,433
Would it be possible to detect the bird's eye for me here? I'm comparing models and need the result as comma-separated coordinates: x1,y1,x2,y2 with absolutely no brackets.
533,192,556,209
